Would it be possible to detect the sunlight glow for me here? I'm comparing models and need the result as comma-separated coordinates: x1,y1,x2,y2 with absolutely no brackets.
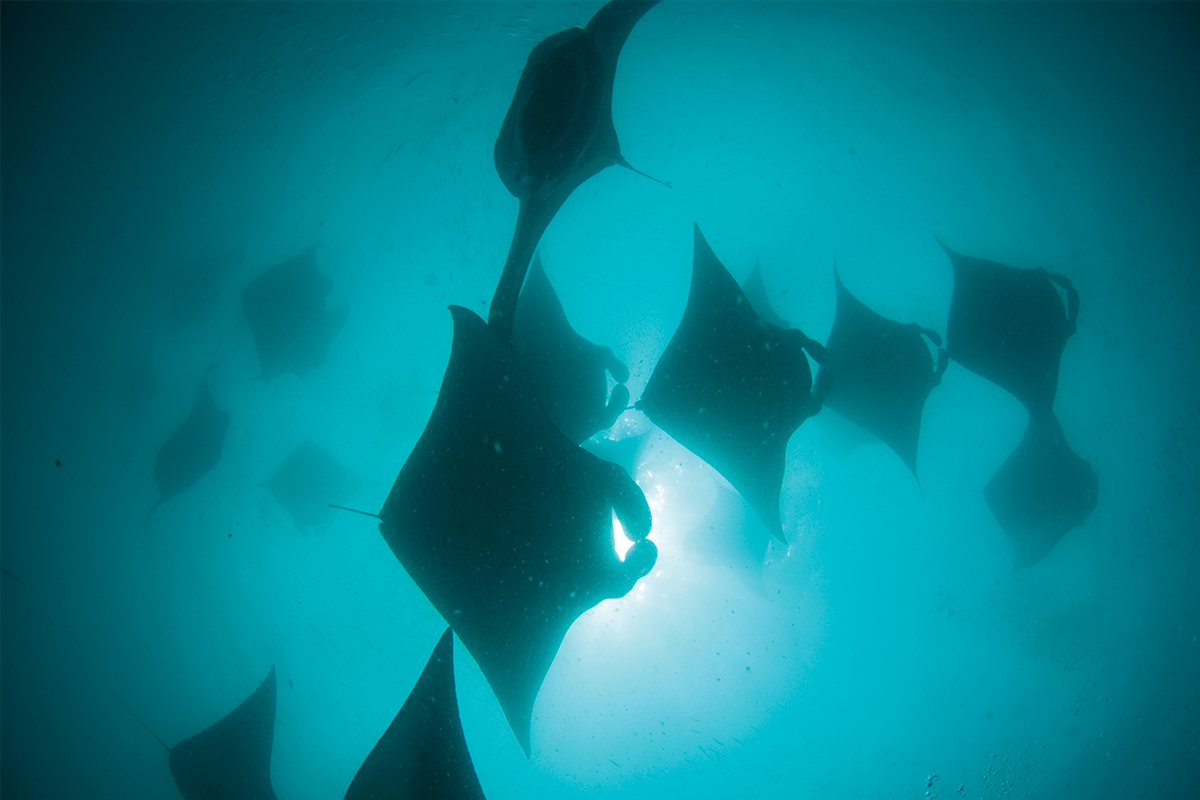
612,511,633,559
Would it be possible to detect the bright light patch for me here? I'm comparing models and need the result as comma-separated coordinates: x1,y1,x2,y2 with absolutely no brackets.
612,511,633,559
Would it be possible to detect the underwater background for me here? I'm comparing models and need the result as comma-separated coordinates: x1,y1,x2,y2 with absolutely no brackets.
3,2,1198,798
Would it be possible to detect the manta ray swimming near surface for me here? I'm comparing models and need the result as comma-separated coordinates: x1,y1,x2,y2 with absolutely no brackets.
488,0,664,345
377,305,657,758
814,266,948,482
513,253,631,444
145,366,230,530
939,238,1079,415
637,224,829,544
115,667,279,800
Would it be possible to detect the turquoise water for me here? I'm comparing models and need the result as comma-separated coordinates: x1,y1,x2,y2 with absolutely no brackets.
3,2,1198,798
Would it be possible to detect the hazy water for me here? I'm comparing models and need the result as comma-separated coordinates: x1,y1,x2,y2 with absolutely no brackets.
3,3,1198,798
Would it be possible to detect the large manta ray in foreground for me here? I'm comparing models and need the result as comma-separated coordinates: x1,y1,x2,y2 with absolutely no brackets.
637,224,829,544
374,0,665,758
489,0,663,345
379,306,656,758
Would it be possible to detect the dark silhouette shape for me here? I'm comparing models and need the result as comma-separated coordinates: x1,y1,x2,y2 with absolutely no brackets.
115,667,278,800
489,0,664,344
985,411,1098,568
939,238,1079,415
582,429,650,474
266,442,364,535
740,260,791,330
345,629,485,800
684,485,771,597
379,305,657,758
241,249,349,380
814,267,948,481
636,224,828,544
513,253,631,443
146,366,230,530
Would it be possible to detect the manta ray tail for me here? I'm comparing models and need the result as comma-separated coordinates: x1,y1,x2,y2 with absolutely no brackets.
143,499,164,533
616,156,671,188
110,690,171,752
328,503,382,520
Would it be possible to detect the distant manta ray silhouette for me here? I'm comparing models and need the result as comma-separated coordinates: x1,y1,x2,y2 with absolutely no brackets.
241,248,349,381
145,365,229,531
489,0,666,345
985,409,1098,568
114,667,279,800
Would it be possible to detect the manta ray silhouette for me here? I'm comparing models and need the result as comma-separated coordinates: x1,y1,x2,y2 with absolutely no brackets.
378,305,657,758
940,238,1079,415
985,410,1098,568
266,441,365,535
815,266,948,482
345,629,486,800
146,366,230,530
513,253,631,444
637,224,829,544
241,248,349,380
489,0,664,344
116,667,278,800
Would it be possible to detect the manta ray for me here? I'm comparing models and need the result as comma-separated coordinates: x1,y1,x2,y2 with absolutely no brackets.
940,238,1079,415
266,441,365,535
489,0,663,344
345,629,486,800
513,253,631,444
378,305,657,758
115,667,278,800
241,249,349,380
146,366,229,530
814,266,948,481
637,224,829,544
985,410,1098,567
